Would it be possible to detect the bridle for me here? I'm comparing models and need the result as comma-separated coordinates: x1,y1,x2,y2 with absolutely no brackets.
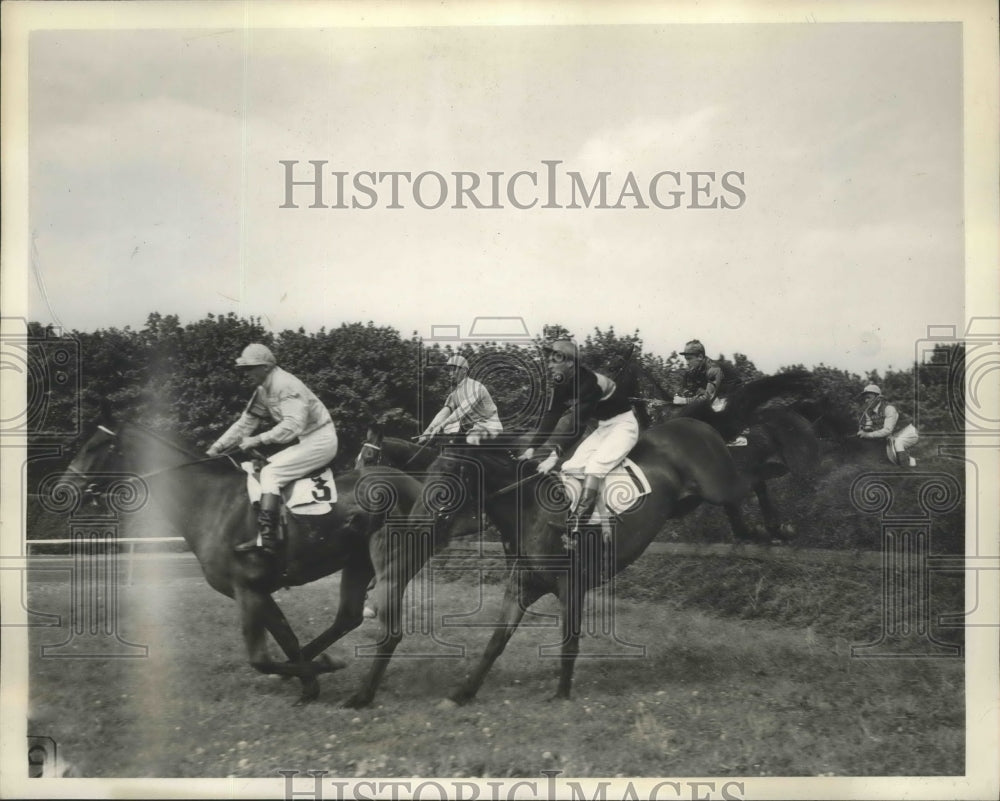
69,423,237,500
356,441,383,467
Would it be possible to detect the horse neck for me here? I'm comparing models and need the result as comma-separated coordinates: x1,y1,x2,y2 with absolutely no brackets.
479,455,551,542
383,437,438,472
121,427,248,551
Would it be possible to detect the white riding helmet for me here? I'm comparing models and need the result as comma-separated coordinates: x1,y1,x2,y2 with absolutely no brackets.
235,343,277,368
543,339,578,361
861,383,881,396
445,354,469,370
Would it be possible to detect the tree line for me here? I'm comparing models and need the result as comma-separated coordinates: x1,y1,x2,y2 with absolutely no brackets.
25,313,964,479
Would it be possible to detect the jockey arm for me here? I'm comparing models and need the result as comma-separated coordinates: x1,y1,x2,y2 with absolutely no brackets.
690,363,723,402
424,404,457,436
859,403,898,439
255,389,310,445
210,412,260,454
209,391,266,454
537,370,604,456
424,383,491,436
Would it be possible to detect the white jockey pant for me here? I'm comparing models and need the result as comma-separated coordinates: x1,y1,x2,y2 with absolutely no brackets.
891,423,919,452
561,410,640,480
259,422,338,494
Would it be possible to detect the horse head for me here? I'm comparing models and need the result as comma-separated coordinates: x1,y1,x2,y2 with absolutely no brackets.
51,409,138,509
52,414,224,515
354,422,386,469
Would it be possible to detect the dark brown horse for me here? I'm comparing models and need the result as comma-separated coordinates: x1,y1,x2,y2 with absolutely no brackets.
671,372,820,540
344,417,757,708
55,415,422,704
354,423,439,472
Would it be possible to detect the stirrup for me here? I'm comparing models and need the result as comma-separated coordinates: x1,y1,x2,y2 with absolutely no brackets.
234,538,262,553
234,535,279,555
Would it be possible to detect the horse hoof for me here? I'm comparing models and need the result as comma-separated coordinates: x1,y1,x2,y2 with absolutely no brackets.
437,697,460,710
547,692,571,702
295,681,321,706
343,693,373,710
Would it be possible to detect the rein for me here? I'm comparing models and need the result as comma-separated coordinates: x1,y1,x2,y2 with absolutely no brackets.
489,470,544,499
94,423,243,481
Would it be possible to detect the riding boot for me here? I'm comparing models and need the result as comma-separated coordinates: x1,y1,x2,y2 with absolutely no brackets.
235,492,282,555
568,487,599,534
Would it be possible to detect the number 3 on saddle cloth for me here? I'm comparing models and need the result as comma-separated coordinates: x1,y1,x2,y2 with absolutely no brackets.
559,458,652,540
239,462,338,517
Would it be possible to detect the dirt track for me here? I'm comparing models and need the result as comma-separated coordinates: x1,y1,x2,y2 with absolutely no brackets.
26,560,964,779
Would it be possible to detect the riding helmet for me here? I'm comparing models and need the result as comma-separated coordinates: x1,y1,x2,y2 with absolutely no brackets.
682,339,706,357
235,343,277,368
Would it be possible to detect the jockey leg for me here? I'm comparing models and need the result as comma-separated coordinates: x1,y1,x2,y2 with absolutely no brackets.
236,491,282,554
235,429,338,556
569,475,601,534
564,411,639,547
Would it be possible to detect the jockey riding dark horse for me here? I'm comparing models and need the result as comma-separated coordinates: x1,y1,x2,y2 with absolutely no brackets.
516,338,644,547
206,343,338,558
672,339,748,444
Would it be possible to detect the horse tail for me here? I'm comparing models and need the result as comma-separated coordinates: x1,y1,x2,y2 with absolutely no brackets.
788,396,858,440
755,407,821,475
724,370,815,428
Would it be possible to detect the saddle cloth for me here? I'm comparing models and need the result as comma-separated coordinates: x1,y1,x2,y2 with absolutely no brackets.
240,462,337,516
559,457,652,538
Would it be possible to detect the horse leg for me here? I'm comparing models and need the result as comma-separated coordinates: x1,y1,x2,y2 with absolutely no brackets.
753,480,794,541
723,502,759,543
552,561,588,701
342,570,407,709
234,586,335,704
300,559,375,661
449,570,547,706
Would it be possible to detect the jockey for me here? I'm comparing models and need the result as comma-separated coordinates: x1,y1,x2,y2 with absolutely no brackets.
673,339,744,409
857,383,919,467
206,343,338,555
519,338,640,538
418,353,503,446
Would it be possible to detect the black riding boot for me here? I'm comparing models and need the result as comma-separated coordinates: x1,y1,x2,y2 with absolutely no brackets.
235,492,282,555
568,487,599,534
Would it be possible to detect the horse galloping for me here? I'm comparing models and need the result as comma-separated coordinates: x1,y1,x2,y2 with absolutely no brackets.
671,371,820,540
56,414,421,704
345,416,757,708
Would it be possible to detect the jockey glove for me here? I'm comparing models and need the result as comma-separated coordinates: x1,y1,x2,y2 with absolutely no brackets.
536,452,559,474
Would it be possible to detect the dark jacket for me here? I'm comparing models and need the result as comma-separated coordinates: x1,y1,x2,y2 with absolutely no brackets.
682,358,743,401
537,363,639,454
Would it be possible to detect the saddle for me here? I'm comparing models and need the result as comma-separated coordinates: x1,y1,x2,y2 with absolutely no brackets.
558,457,652,540
240,461,338,517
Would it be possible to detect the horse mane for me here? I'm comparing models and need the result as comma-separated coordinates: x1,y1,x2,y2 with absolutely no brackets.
119,421,244,476
675,370,816,441
727,371,815,420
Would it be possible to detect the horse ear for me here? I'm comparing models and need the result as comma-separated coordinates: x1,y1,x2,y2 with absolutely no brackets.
368,421,384,445
98,398,115,427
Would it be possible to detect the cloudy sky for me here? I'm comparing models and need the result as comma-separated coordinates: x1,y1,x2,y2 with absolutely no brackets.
15,6,986,375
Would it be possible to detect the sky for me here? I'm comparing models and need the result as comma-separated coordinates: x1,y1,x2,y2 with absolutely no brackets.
16,11,978,376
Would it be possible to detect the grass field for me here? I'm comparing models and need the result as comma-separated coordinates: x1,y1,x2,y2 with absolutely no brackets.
27,559,964,779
